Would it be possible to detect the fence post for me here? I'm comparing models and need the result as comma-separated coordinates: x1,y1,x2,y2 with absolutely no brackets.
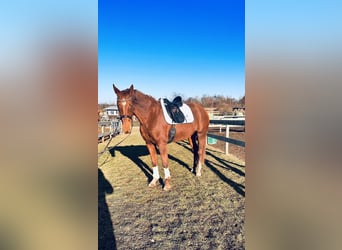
109,123,113,138
225,125,230,155
101,126,105,143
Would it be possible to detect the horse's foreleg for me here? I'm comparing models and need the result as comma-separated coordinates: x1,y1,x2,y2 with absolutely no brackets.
158,143,172,191
146,143,160,187
188,137,193,150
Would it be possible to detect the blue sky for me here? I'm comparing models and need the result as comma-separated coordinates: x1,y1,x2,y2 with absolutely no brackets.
98,0,244,103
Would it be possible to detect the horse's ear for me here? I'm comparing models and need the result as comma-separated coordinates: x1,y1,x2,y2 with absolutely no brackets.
129,84,134,94
113,84,120,95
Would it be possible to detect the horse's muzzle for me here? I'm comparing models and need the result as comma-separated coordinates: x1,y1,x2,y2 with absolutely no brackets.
121,117,132,134
123,129,131,134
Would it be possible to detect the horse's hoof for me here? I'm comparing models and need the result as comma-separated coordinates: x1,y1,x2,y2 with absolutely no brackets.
163,178,172,191
196,172,202,177
148,178,159,188
148,182,157,188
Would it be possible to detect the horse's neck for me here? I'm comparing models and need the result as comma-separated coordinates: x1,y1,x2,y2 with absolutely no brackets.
133,91,158,124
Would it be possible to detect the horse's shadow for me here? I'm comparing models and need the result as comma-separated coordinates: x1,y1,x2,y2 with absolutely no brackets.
176,141,245,197
109,143,245,197
176,140,245,175
109,145,165,186
109,145,193,186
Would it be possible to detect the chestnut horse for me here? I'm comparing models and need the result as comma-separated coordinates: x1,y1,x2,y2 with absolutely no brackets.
113,84,209,191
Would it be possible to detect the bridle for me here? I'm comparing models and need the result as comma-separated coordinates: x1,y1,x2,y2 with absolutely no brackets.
117,97,133,121
119,115,133,120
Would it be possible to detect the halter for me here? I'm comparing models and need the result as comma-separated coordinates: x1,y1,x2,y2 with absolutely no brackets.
119,115,133,120
117,97,133,120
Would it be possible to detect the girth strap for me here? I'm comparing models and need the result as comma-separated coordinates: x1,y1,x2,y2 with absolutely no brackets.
168,125,176,143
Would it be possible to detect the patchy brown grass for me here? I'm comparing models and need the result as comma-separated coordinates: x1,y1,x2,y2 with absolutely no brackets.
98,127,245,250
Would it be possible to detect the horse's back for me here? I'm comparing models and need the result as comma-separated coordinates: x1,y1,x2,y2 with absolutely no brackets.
186,102,209,131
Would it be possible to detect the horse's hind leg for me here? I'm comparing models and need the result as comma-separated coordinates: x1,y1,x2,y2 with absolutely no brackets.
191,133,199,175
196,132,207,177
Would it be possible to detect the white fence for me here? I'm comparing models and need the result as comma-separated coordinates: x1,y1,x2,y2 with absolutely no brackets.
207,117,245,155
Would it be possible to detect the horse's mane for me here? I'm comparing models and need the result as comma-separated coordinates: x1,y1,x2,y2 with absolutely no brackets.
133,89,158,107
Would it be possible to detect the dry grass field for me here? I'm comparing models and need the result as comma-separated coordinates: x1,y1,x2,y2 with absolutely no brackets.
98,127,245,249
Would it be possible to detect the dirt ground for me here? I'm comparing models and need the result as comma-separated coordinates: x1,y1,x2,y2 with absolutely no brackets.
98,127,245,249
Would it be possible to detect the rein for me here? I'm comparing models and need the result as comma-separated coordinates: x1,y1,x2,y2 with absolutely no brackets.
119,115,132,120
98,120,131,158
98,121,122,157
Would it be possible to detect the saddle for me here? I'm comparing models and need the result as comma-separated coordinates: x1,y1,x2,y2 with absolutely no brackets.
163,96,185,123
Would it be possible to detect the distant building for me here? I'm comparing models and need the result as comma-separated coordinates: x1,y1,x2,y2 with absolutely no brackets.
232,107,245,116
103,105,119,119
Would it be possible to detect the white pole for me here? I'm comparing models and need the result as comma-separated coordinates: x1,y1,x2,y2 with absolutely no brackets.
225,125,230,155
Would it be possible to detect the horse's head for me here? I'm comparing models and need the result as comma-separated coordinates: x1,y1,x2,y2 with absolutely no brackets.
113,84,135,134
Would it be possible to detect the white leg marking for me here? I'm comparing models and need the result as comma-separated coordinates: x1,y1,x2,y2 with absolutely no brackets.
196,162,202,176
152,166,160,179
164,168,171,179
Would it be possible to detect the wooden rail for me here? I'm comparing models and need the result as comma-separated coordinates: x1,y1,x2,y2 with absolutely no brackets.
207,118,245,155
98,120,121,143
